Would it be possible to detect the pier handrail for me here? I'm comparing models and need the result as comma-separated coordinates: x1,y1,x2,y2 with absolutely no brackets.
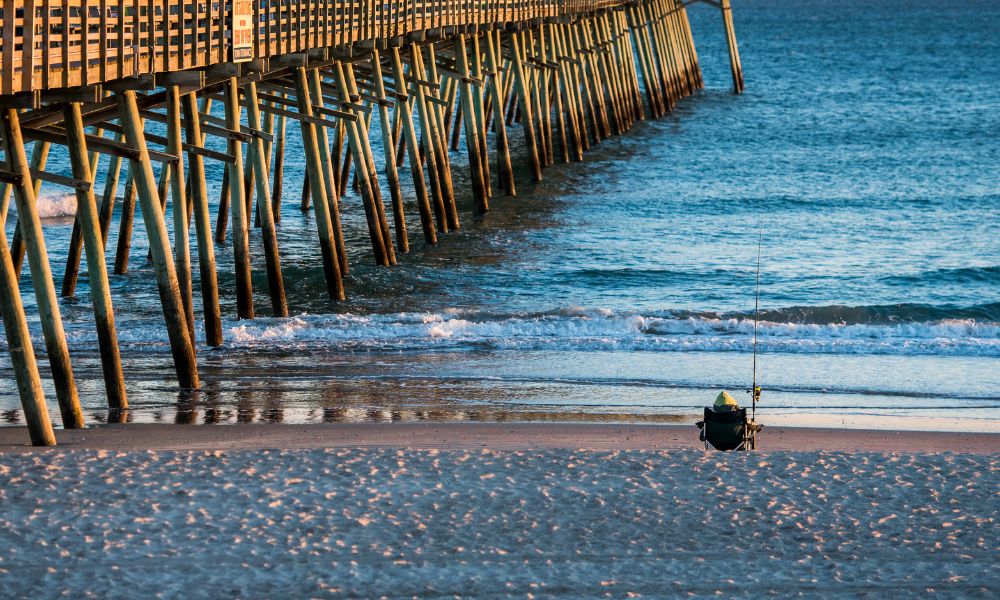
0,0,634,96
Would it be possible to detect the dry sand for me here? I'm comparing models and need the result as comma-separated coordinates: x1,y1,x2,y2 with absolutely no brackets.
0,422,997,453
1,424,996,598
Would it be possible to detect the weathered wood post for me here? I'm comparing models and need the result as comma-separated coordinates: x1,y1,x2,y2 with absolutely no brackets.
293,66,346,301
165,86,196,342
0,223,56,445
720,0,744,93
116,90,200,389
244,81,289,317
408,44,450,233
421,44,460,230
469,32,492,198
330,61,392,265
509,32,543,181
6,140,50,278
390,46,437,244
98,133,127,244
308,69,351,275
455,34,490,212
271,102,286,223
114,163,139,274
343,63,396,264
484,28,516,196
370,48,410,253
63,102,128,413
223,77,255,319
60,126,105,297
180,92,224,347
0,108,84,428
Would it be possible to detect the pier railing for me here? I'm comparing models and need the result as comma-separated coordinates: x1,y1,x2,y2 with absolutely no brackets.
0,0,635,96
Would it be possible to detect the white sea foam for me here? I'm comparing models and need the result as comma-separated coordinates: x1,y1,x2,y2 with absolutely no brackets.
211,310,1000,356
40,308,1000,356
6,191,78,219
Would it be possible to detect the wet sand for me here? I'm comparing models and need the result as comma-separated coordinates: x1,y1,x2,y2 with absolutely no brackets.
0,422,996,453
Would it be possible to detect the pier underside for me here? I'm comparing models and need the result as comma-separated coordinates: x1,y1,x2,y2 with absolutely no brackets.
0,0,743,444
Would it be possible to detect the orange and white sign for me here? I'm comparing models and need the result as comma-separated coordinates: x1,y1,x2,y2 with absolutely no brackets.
232,0,254,62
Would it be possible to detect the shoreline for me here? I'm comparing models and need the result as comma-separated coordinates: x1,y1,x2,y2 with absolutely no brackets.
1,422,996,453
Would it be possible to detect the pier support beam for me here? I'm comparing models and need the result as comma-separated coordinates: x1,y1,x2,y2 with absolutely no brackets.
455,34,490,212
63,102,128,414
390,47,437,244
408,44,450,233
181,92,224,347
116,90,199,389
369,49,410,253
484,30,516,196
720,0,745,93
223,78,255,320
292,66,345,301
331,61,392,265
0,187,56,445
0,108,84,428
243,81,289,317
307,69,350,275
165,87,196,342
508,33,543,181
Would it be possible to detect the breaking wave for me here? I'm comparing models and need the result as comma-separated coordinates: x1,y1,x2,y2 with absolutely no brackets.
48,304,1000,357
6,191,77,220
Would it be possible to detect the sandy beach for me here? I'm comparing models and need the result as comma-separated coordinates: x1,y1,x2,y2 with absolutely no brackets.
1,423,997,598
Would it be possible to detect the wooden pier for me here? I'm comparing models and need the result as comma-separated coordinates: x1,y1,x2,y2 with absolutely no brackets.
0,0,743,445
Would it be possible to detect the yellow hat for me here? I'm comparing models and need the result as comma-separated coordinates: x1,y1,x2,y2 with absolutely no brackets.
714,391,739,411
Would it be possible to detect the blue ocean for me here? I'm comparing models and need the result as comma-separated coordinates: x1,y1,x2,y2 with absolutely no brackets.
1,0,998,429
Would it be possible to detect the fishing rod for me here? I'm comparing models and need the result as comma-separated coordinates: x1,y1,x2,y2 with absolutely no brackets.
750,215,763,422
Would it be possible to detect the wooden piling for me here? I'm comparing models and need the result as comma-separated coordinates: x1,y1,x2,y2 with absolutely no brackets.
7,140,50,278
98,133,126,245
180,92,224,347
60,126,104,298
409,44,453,232
292,66,346,301
308,68,350,275
548,25,571,164
469,33,492,197
243,81,289,317
113,164,139,274
455,34,490,212
343,63,396,265
0,222,56,445
165,87,196,342
390,46,437,244
484,29,516,196
331,61,392,266
370,49,410,253
271,102,286,224
116,90,199,389
0,108,84,428
509,32,543,181
422,44,460,230
720,0,745,93
63,102,128,413
223,78,255,320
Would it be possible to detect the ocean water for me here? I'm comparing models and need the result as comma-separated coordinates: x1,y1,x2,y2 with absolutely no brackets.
1,0,998,430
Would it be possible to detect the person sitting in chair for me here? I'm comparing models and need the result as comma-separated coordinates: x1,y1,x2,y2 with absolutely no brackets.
697,390,760,451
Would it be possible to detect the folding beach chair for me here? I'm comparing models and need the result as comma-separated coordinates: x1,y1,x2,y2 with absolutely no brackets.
696,407,762,451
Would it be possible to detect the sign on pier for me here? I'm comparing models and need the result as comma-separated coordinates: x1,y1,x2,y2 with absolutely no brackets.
232,0,255,62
